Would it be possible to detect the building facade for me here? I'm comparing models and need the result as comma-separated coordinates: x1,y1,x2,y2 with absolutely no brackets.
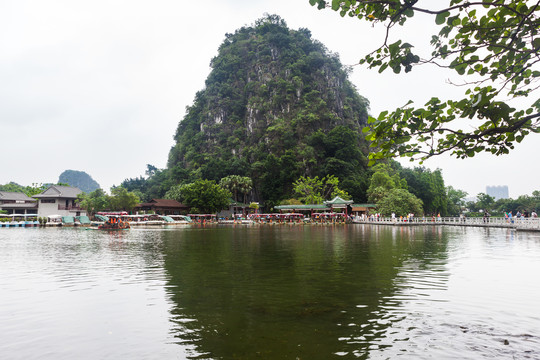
33,185,86,217
0,191,38,215
486,185,509,200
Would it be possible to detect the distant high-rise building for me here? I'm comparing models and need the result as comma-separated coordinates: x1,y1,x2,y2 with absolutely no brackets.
486,185,509,200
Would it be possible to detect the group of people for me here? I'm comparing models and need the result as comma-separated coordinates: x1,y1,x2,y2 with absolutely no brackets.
390,212,417,222
504,210,538,223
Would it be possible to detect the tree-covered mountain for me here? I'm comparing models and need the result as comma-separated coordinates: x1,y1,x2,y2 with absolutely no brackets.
58,170,100,193
164,15,371,206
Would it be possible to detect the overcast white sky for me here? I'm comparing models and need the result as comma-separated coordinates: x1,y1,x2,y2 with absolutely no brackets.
1,0,538,198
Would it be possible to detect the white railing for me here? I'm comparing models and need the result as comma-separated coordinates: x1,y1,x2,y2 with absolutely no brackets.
353,216,540,231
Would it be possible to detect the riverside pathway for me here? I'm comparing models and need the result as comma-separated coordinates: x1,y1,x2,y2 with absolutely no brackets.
354,216,540,232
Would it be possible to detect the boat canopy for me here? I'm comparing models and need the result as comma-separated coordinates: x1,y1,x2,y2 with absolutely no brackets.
62,216,75,224
76,216,91,224
95,214,109,222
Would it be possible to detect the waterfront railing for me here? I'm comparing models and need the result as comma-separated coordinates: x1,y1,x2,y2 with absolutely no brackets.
354,216,540,230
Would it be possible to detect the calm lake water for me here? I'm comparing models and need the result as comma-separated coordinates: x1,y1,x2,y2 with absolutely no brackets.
1,225,539,359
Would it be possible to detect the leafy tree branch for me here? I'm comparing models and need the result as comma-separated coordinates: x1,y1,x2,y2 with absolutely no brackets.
310,0,540,162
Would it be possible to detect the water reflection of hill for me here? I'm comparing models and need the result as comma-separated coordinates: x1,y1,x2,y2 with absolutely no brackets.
161,225,450,359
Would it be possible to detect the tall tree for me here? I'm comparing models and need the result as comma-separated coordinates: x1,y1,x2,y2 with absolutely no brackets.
310,1,540,163
177,180,231,214
238,177,253,204
377,188,424,216
366,163,423,214
476,192,496,212
109,187,140,212
219,175,252,203
399,166,448,215
77,189,109,215
446,186,468,215
367,163,405,203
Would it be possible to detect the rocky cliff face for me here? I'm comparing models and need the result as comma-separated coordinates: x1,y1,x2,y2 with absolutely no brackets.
167,15,371,204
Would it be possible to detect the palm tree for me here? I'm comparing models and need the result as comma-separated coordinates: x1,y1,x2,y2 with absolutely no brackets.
238,177,253,204
220,175,252,203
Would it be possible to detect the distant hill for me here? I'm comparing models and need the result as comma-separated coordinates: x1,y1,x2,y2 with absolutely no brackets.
58,170,100,193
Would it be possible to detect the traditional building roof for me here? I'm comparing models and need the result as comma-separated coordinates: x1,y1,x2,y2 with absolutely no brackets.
0,191,36,202
324,196,353,206
33,185,82,199
351,203,377,211
1,202,38,208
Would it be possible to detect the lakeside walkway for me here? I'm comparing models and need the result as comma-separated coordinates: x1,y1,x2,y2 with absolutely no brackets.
353,216,540,232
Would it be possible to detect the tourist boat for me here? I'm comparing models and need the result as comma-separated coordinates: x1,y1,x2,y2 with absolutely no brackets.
124,214,165,226
97,216,130,230
22,214,39,227
188,214,218,224
46,215,63,226
250,213,305,224
61,216,76,227
8,214,29,227
161,215,192,225
311,212,348,223
0,214,8,227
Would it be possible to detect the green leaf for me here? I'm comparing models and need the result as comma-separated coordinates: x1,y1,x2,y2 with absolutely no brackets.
435,11,450,25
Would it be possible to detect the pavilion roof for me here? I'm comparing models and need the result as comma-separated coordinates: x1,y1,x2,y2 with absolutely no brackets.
351,204,377,211
324,196,353,205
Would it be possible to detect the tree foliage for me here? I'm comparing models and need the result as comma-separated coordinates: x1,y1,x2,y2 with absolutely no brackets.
475,192,496,212
76,189,109,215
493,190,540,214
464,189,540,215
446,185,468,215
174,180,232,214
293,175,350,204
377,188,424,216
219,175,253,203
122,166,175,202
109,186,140,212
310,0,540,163
366,162,424,214
396,165,448,215
77,187,140,214
366,163,405,203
